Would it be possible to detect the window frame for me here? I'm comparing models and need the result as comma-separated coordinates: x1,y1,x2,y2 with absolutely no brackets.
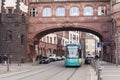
42,7,52,17
56,7,65,17
70,7,80,16
84,6,94,16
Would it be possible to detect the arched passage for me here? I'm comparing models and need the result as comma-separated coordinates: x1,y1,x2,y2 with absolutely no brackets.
27,26,111,62
34,26,104,41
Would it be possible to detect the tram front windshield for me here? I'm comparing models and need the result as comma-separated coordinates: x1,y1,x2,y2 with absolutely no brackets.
67,46,79,58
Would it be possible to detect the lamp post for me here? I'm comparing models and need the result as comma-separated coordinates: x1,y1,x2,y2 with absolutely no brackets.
115,32,118,67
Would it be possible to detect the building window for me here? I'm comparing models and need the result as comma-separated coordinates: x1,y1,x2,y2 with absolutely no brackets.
63,39,64,45
54,37,56,44
8,9,13,18
6,30,12,42
70,7,79,16
22,14,25,23
84,6,93,16
47,36,49,43
43,37,46,42
43,7,52,17
73,35,76,40
76,36,78,41
98,6,107,16
29,7,38,17
21,35,25,45
50,37,52,43
56,7,65,16
70,34,72,40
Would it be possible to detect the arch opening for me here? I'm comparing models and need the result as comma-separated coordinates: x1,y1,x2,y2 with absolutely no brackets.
34,26,103,41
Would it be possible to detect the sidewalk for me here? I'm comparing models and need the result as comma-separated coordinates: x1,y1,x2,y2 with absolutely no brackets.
100,61,120,80
0,63,39,74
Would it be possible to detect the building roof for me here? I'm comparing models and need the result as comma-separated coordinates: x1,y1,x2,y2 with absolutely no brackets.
54,0,110,1
30,0,110,3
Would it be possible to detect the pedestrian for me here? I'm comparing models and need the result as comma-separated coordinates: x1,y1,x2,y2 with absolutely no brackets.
95,54,99,61
36,55,39,61
3,54,8,65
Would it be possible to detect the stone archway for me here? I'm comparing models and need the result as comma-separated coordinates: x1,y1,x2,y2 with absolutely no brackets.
27,1,112,62
27,25,112,61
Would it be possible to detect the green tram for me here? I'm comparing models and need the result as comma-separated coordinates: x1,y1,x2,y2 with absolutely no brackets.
65,43,82,67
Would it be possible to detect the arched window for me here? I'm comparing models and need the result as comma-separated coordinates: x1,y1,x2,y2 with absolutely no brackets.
98,6,107,16
84,6,93,16
56,7,65,16
70,7,79,16
47,36,49,43
50,37,52,43
42,7,52,17
54,37,56,44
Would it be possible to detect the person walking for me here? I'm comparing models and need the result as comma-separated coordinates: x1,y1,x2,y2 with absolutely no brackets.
3,54,8,65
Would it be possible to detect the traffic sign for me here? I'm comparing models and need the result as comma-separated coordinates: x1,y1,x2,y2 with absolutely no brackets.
97,42,103,49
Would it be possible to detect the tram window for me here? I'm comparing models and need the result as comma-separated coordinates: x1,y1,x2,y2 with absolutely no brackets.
67,46,79,58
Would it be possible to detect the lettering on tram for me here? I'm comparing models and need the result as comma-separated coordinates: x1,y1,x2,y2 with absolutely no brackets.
65,43,82,67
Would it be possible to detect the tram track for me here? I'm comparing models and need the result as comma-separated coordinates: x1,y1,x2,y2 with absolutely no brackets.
46,67,79,80
17,63,66,80
0,61,92,80
66,68,79,80
17,66,61,80
0,64,53,79
0,62,63,80
16,65,79,80
45,67,72,80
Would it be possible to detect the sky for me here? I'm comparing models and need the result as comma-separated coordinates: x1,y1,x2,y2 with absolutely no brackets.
4,0,17,9
0,0,28,13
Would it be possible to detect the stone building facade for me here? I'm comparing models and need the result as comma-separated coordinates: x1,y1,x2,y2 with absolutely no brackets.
0,0,28,62
111,0,120,63
0,0,120,63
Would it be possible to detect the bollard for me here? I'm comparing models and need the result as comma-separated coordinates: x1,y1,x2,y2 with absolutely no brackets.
98,67,102,80
7,59,9,71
